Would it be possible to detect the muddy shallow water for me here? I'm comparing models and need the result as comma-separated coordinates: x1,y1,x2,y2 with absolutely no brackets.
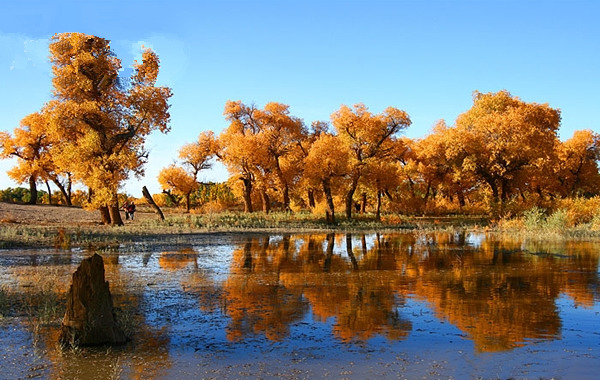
1,232,599,379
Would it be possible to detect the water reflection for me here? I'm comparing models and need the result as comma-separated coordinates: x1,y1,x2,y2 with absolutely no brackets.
204,232,599,351
1,231,599,379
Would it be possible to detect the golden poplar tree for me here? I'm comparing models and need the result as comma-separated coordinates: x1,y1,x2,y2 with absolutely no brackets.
158,165,198,211
45,33,172,224
0,109,72,205
218,101,305,213
453,90,560,207
331,104,411,219
303,134,350,223
555,129,600,197
158,131,217,211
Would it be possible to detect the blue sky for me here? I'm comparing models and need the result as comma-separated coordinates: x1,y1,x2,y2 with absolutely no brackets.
1,0,599,196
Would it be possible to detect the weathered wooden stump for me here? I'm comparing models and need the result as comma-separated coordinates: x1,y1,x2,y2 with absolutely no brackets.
59,253,127,347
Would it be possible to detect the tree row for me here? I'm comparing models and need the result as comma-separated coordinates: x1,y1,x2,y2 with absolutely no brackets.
160,91,600,222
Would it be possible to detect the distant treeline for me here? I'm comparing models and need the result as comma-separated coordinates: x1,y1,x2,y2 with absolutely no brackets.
0,182,235,210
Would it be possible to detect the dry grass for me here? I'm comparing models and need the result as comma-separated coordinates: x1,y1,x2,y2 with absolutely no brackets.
2,201,598,250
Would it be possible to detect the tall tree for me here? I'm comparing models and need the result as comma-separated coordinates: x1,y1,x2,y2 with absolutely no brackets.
303,134,350,223
413,120,476,209
219,101,305,213
296,121,329,209
255,102,306,211
453,90,561,207
179,131,218,180
218,101,263,212
46,33,172,224
331,104,411,219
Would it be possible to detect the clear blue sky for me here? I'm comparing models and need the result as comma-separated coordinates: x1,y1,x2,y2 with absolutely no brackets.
1,0,598,196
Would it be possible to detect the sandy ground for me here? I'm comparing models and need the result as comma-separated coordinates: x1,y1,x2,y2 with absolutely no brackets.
0,202,155,226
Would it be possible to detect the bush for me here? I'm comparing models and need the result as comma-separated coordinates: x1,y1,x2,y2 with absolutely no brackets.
0,187,30,203
522,206,546,230
545,209,569,231
557,197,600,227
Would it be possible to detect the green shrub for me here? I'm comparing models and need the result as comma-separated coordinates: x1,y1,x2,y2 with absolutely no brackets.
523,207,546,230
545,209,568,231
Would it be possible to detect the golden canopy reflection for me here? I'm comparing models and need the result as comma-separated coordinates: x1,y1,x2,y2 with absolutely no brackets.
185,232,600,352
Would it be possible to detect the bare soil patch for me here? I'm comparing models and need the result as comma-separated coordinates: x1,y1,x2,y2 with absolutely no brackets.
0,202,155,226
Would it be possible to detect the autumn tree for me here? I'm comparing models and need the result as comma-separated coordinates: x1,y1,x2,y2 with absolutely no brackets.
158,131,217,212
331,104,411,219
218,101,262,212
218,101,305,213
411,120,476,209
361,157,400,220
452,90,561,208
45,33,171,225
0,109,72,205
304,134,350,223
296,120,330,209
179,131,218,180
555,129,600,197
158,165,198,211
255,102,306,211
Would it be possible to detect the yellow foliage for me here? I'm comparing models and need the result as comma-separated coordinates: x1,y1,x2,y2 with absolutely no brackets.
556,197,600,227
44,33,172,213
158,165,198,196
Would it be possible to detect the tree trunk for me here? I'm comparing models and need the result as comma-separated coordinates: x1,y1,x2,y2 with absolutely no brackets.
423,181,431,205
67,174,72,204
307,188,316,208
108,193,123,226
274,158,291,211
501,179,509,203
488,179,499,203
59,253,127,347
375,190,382,221
142,186,165,220
322,178,335,224
45,180,52,205
360,192,367,214
109,205,123,226
99,206,111,225
185,192,191,213
457,190,466,208
52,178,72,206
28,175,37,205
260,189,270,213
345,178,359,220
241,177,253,213
282,184,291,212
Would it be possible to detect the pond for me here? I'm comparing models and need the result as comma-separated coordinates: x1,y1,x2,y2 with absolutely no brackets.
1,232,599,379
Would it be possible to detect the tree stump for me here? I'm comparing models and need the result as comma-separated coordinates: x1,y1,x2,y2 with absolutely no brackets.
59,253,127,346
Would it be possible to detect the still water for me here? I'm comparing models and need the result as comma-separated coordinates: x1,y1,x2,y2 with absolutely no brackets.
1,232,599,379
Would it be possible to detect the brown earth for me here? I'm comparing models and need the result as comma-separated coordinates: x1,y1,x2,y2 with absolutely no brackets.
0,202,155,226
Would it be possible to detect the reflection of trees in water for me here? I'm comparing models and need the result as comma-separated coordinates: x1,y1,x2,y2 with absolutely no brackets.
402,233,600,352
158,248,198,271
224,236,308,341
219,232,600,351
224,234,412,342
